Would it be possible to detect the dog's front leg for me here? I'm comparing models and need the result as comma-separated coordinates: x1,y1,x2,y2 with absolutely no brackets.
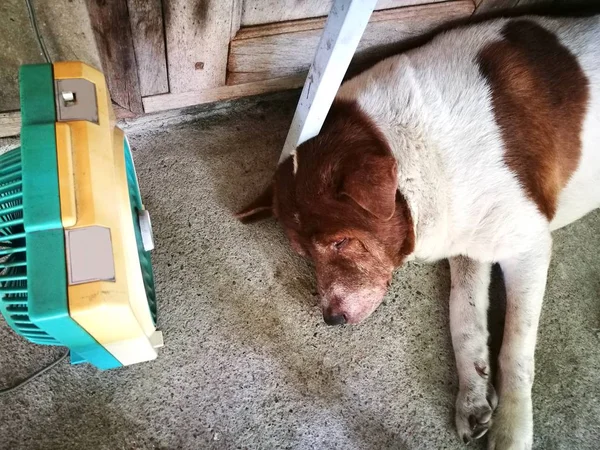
449,256,497,444
489,235,552,450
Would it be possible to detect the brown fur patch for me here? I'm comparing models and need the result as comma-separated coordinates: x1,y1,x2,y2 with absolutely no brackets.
275,101,414,266
238,100,415,323
478,20,589,219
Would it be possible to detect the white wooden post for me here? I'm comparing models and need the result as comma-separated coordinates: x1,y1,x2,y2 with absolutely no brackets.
279,0,377,163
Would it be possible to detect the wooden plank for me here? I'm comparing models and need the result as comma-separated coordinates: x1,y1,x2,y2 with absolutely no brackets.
0,111,21,138
142,75,305,113
127,0,169,97
0,105,142,136
241,0,449,26
474,0,564,14
228,1,475,85
474,0,520,13
234,16,326,40
512,0,555,6
86,0,143,113
0,106,141,136
163,0,234,93
112,103,140,120
280,0,378,161
476,0,600,14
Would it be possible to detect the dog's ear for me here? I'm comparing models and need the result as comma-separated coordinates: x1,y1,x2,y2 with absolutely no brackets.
235,184,274,223
341,154,397,220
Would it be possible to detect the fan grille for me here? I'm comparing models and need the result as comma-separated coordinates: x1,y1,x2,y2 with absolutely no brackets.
0,148,58,345
124,141,157,325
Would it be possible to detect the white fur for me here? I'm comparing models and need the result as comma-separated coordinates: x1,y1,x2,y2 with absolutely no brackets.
551,18,600,230
449,256,497,443
337,15,600,449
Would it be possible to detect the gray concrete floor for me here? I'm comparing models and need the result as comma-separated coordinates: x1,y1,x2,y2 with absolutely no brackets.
0,93,599,450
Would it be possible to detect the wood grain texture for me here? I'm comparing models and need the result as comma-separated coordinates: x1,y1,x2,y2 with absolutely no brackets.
229,1,475,85
0,104,142,133
234,16,326,40
0,111,21,138
143,75,304,113
113,103,140,120
86,0,143,113
474,0,560,14
474,0,521,13
163,0,234,93
127,0,169,97
240,0,449,26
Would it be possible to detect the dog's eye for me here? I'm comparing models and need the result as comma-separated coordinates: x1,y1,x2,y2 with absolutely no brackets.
333,238,349,250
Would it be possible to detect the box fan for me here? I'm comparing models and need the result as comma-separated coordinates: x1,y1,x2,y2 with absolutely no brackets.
0,62,162,370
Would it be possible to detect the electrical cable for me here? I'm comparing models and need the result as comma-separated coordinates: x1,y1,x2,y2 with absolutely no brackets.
0,350,69,396
24,0,51,63
0,1,67,397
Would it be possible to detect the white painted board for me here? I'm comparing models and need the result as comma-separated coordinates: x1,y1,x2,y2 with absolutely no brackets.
280,0,377,163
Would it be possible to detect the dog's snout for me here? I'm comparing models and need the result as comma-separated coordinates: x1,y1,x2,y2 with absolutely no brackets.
323,308,347,326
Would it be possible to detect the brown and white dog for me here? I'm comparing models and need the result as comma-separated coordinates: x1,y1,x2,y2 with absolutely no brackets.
237,15,600,450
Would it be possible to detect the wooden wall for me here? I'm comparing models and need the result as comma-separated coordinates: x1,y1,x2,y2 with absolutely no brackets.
92,0,481,116
228,2,473,85
9,0,596,126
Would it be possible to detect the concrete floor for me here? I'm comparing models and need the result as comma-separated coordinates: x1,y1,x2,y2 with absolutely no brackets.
0,92,599,450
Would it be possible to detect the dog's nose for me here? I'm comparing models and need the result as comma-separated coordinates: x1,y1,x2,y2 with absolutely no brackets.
323,310,347,326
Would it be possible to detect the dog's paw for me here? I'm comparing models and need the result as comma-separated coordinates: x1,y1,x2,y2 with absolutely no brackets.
456,383,498,444
488,393,533,450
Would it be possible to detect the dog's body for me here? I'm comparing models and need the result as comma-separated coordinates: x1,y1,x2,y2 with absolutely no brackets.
238,15,600,450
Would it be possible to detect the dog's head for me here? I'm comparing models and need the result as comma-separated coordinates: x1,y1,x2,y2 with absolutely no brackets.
237,101,414,325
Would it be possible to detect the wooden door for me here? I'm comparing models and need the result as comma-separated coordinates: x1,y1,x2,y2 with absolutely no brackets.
89,0,574,117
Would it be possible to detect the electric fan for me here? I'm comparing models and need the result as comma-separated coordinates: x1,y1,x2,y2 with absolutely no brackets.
0,62,162,370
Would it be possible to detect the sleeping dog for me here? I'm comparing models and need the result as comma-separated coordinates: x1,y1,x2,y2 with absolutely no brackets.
237,15,600,449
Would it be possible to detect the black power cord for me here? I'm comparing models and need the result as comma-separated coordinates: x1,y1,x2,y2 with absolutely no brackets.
0,0,65,397
0,350,69,396
24,0,51,63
